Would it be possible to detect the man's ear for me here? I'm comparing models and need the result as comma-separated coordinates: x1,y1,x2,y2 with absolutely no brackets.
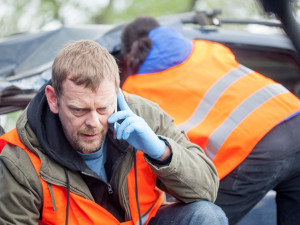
45,85,59,114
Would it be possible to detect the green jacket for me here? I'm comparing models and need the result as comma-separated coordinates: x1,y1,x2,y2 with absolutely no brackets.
0,92,219,224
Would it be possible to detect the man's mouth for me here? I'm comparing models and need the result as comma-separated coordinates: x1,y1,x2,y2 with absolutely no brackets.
80,133,100,140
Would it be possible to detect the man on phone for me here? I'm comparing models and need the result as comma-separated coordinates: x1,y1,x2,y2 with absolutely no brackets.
0,40,227,225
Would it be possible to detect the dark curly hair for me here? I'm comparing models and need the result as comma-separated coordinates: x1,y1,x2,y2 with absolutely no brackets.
121,16,160,74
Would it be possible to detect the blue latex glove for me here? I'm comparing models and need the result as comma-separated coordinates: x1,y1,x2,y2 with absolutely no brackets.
108,89,166,159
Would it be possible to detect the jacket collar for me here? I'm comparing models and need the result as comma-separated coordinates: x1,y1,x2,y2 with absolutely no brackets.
137,26,193,74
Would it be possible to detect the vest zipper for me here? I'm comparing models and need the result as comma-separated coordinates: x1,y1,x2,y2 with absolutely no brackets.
81,171,114,194
108,183,113,194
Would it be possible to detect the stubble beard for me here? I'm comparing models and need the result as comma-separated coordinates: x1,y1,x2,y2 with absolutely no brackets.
70,128,106,154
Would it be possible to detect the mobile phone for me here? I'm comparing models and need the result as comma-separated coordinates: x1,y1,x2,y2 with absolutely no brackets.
113,102,117,139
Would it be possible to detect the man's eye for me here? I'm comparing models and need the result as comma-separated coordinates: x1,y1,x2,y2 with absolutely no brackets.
71,108,86,116
97,108,108,114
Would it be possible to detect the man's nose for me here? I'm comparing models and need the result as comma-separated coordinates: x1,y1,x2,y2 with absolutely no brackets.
85,111,101,128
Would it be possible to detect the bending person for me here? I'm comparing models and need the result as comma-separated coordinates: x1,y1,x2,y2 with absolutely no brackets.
120,16,300,225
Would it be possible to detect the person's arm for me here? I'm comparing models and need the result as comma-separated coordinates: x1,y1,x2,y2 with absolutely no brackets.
128,94,219,203
0,145,42,224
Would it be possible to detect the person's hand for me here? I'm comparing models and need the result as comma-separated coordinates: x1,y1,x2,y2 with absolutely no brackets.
108,89,166,159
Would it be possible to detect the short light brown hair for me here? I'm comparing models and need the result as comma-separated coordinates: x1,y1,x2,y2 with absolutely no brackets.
52,40,120,98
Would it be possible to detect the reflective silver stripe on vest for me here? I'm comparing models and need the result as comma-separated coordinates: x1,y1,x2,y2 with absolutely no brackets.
136,212,149,225
136,191,164,225
177,65,252,131
205,83,289,159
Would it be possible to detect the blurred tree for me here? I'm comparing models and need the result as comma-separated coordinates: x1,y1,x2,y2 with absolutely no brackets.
1,0,29,37
91,0,196,24
195,0,265,19
291,0,300,22
0,0,100,37
0,0,279,38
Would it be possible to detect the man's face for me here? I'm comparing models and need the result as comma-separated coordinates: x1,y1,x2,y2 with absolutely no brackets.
48,78,117,154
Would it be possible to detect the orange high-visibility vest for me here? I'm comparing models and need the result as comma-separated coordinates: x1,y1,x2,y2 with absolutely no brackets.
122,40,300,180
0,129,164,225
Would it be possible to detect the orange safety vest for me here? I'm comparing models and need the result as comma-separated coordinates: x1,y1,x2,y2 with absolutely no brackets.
0,129,164,225
122,40,300,180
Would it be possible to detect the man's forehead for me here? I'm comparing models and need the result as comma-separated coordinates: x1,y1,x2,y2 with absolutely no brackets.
60,79,117,104
61,78,116,92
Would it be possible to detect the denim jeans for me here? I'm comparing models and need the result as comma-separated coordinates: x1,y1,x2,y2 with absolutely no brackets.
148,201,228,225
215,113,300,225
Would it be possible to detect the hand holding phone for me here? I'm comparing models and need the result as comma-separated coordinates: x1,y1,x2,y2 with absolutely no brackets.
108,89,166,159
